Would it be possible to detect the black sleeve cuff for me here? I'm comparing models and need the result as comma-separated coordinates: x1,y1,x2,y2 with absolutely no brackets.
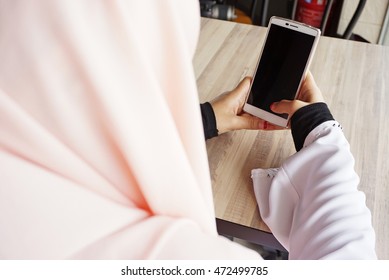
200,102,218,140
290,102,335,151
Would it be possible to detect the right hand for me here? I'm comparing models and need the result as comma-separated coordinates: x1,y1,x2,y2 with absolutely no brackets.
270,72,325,117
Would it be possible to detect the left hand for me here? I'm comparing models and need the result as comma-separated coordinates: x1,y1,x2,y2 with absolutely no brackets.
211,77,283,134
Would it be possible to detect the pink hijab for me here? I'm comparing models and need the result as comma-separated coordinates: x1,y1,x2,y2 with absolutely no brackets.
0,0,258,259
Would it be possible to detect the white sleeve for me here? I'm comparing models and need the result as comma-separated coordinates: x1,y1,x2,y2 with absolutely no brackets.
252,121,377,259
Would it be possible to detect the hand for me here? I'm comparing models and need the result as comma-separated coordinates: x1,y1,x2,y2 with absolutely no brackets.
270,71,325,116
211,77,283,134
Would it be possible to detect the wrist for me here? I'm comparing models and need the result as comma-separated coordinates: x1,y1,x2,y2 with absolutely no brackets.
291,102,334,151
200,102,219,140
210,100,229,135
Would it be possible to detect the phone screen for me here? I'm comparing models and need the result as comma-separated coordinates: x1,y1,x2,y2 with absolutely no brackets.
247,24,316,119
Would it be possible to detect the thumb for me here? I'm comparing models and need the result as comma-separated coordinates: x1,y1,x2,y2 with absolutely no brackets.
271,99,308,116
232,77,252,100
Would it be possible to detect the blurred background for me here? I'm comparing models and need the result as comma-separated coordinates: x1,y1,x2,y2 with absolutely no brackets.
199,0,389,45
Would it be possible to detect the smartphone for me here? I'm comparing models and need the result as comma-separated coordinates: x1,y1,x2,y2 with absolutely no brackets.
243,16,321,127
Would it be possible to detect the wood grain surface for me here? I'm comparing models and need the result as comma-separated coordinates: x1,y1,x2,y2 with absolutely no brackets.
194,18,389,259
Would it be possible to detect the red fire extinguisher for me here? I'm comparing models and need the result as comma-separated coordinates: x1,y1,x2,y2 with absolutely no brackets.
296,0,327,28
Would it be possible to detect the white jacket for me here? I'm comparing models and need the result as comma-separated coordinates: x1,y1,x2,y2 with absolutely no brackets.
252,120,377,259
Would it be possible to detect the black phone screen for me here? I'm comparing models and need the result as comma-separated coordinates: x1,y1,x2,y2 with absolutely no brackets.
247,24,316,119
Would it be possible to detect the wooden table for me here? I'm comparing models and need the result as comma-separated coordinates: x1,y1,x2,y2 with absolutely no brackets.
194,18,389,259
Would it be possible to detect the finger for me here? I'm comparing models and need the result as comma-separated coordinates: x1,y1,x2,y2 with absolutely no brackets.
305,71,318,89
271,99,308,116
298,72,324,102
237,76,252,93
260,120,285,130
237,114,285,130
231,77,252,101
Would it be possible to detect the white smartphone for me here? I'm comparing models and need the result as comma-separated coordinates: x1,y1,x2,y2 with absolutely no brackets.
243,16,321,127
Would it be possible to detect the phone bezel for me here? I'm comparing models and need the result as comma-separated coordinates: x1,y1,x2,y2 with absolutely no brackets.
243,16,321,127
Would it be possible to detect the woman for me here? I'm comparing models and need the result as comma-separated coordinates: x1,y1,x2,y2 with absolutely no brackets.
0,0,376,259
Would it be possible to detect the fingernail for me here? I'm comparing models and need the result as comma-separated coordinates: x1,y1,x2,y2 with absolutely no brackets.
270,103,276,110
